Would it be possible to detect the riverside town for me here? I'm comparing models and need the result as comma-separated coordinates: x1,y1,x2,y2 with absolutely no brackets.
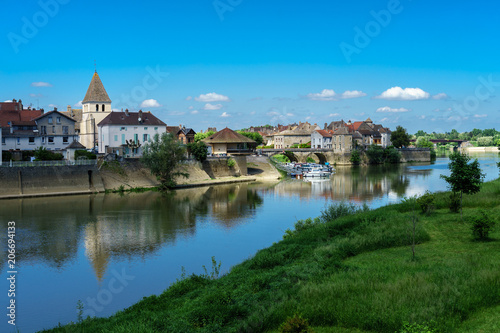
1,1,500,332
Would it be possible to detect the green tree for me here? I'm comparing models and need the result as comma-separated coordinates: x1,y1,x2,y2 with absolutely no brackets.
34,147,64,161
416,137,434,149
440,152,485,219
237,131,263,146
366,145,384,164
187,141,208,162
194,131,215,142
415,130,427,137
141,133,189,190
390,126,411,148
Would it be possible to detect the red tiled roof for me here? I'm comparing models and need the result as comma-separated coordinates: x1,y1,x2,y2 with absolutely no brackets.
202,127,256,144
315,129,333,137
34,110,76,122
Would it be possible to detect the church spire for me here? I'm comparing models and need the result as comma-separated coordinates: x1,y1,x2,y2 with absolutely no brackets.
82,71,111,104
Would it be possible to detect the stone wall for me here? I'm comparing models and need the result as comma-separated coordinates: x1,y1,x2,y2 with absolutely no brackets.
398,148,431,163
0,165,105,198
202,157,243,178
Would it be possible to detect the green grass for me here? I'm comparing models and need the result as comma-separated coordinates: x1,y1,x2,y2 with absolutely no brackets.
42,179,500,333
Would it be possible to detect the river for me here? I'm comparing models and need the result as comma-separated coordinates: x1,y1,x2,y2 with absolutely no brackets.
0,152,498,332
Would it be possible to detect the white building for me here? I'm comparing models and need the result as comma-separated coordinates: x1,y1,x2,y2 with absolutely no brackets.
311,130,333,149
97,110,167,157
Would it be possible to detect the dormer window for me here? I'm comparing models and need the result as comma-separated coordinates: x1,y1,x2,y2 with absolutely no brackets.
102,104,105,112
96,104,99,111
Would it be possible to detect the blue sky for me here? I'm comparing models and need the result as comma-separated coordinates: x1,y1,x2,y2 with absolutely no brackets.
1,0,499,133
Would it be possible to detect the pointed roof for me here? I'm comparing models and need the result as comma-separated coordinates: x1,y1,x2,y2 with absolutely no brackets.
202,127,256,144
82,72,111,103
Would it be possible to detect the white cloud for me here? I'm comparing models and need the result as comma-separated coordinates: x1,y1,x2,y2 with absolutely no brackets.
191,110,199,115
473,114,487,118
379,116,400,124
31,82,53,87
203,103,223,110
341,90,367,99
307,89,337,101
220,112,230,118
140,99,161,108
329,113,341,117
74,101,82,108
376,106,410,113
376,87,430,100
30,93,43,98
185,96,192,101
286,113,295,117
432,93,449,100
48,104,58,108
195,92,230,102
188,106,194,110
417,115,426,120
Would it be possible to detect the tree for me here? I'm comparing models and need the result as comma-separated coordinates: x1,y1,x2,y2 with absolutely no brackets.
187,141,208,162
237,131,263,146
141,133,189,190
390,126,411,148
350,150,361,165
194,131,215,142
440,152,485,219
415,130,427,138
416,137,434,149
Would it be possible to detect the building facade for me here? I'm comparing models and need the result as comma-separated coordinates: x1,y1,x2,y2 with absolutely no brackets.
311,130,333,149
97,110,167,157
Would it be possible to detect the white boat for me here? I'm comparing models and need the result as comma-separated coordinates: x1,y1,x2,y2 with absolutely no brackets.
303,169,332,177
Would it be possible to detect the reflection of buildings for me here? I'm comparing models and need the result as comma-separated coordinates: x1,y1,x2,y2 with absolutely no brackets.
270,164,413,202
0,185,262,281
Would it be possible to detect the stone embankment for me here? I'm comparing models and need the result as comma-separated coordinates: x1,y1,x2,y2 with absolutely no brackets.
0,156,281,199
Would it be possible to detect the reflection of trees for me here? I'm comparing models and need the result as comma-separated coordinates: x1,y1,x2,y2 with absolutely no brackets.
0,185,263,281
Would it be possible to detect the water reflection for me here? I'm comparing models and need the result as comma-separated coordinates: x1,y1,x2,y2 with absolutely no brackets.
0,184,263,281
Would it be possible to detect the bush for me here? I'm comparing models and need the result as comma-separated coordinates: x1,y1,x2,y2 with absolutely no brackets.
416,191,435,215
366,145,385,164
75,150,97,160
384,147,401,164
320,202,369,223
350,150,361,164
279,314,314,333
306,157,315,163
398,321,439,333
33,147,64,161
227,158,236,168
470,211,495,240
187,141,208,162
274,154,290,163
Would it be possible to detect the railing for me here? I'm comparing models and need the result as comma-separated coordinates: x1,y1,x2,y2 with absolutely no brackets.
0,159,98,167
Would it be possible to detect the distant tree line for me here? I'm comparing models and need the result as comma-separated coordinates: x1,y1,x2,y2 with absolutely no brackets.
413,128,500,147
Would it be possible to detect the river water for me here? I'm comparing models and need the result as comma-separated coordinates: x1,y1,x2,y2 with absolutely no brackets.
1,152,498,332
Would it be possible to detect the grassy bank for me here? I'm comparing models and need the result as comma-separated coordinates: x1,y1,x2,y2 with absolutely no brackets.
43,179,500,333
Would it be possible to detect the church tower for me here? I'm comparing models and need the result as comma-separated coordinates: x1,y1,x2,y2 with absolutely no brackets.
79,71,112,148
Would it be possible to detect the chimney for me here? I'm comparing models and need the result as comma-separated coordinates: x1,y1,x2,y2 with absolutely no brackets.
138,110,143,123
347,120,352,125
125,109,129,116
179,124,182,129
67,105,71,112
54,107,57,111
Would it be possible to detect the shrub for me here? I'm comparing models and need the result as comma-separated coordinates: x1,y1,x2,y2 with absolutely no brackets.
187,141,208,162
384,147,401,164
470,211,495,240
320,202,369,223
33,147,64,161
306,157,315,163
227,158,236,168
75,150,97,160
279,314,314,333
366,145,384,164
416,191,435,215
273,154,290,163
350,150,361,164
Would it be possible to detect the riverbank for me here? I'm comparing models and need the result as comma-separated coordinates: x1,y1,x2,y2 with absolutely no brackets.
0,157,281,199
42,178,500,333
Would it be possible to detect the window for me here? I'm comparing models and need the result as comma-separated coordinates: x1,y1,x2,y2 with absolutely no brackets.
62,126,68,134
48,116,53,124
121,134,125,145
144,127,148,130
17,137,20,144
63,137,68,143
96,104,99,111
143,134,148,142
56,117,61,124
52,126,55,134
120,127,126,131
154,127,158,131
48,137,54,144
41,126,47,135
29,137,35,144
114,135,118,142
102,104,105,112
41,137,45,144
134,127,138,130
134,134,138,144
2,137,5,145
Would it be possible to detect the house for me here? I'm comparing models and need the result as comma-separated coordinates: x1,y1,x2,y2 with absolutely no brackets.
1,108,78,151
311,130,333,149
273,122,320,149
202,127,257,156
332,127,353,153
97,109,166,157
